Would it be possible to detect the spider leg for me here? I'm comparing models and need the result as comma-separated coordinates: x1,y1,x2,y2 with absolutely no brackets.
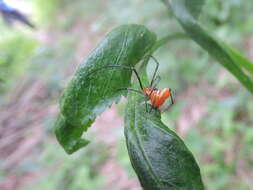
170,91,174,105
116,88,143,95
149,55,160,87
117,88,149,112
162,91,175,113
151,75,161,89
145,97,148,112
148,95,157,113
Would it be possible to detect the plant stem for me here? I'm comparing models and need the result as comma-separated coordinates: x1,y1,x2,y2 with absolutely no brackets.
150,33,188,54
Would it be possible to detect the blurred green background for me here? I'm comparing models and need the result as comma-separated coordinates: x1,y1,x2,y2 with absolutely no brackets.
0,0,253,190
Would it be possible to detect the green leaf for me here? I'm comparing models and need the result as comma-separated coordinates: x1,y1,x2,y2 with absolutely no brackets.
162,0,253,94
124,69,204,190
55,24,156,154
55,113,90,154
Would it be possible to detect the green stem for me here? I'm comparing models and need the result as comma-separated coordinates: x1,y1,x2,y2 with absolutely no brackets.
141,32,188,75
151,33,188,54
160,0,253,94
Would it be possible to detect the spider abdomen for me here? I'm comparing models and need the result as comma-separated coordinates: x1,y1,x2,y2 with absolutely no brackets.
143,88,171,108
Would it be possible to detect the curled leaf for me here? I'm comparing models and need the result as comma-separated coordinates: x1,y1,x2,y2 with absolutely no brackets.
55,24,156,154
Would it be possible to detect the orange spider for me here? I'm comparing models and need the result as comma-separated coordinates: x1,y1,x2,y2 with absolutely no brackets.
90,56,174,111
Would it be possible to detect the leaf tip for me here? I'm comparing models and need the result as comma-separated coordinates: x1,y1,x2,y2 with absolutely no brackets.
54,113,90,154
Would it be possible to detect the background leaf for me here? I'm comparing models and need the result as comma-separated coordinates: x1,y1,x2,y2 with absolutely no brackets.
221,42,253,76
162,0,253,94
124,66,204,190
55,24,156,154
168,0,206,19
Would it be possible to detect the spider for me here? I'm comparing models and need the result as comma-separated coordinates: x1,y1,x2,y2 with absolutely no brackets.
89,55,174,112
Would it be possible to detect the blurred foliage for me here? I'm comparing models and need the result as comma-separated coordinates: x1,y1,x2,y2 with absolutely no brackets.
0,0,253,190
23,141,107,190
201,0,253,37
33,0,60,25
0,32,38,95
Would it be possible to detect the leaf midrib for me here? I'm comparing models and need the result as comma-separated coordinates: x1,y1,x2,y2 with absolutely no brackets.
101,27,130,98
132,102,163,189
131,101,179,189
